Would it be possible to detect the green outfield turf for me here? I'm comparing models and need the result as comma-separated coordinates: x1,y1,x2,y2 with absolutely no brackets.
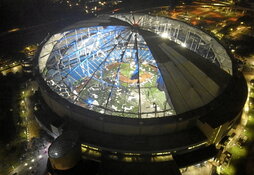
73,62,173,118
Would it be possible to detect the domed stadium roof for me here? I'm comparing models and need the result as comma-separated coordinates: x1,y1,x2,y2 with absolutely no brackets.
38,14,232,119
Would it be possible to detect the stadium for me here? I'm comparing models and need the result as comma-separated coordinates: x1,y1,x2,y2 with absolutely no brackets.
34,13,247,172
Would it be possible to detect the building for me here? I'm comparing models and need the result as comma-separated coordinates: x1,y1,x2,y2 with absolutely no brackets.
34,13,247,174
48,131,81,170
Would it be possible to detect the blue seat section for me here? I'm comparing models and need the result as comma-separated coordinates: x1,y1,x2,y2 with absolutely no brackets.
45,25,164,95
138,49,156,66
137,34,157,67
55,26,126,63
157,73,166,91
58,26,110,44
55,29,129,86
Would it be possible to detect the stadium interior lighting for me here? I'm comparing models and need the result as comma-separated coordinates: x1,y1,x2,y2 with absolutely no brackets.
181,42,187,47
161,32,169,38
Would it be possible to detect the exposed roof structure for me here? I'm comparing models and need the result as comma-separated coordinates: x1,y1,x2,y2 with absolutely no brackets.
38,14,232,119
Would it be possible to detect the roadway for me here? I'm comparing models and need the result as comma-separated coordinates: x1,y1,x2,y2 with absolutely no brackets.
9,80,50,175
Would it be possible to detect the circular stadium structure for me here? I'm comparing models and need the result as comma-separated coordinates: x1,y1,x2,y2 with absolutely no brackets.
35,13,247,169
